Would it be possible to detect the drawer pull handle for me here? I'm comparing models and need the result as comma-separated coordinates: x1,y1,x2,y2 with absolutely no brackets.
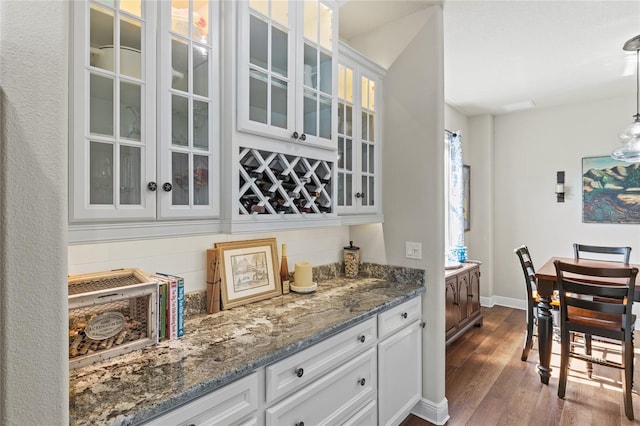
359,335,366,343
359,378,366,386
401,312,408,319
295,367,304,378
295,422,305,426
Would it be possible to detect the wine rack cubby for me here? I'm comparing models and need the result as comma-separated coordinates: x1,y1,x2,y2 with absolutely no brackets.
238,148,333,215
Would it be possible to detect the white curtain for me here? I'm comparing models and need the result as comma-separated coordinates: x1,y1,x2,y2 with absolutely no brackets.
447,131,464,249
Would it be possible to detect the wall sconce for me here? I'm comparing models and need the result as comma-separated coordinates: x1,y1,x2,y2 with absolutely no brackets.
555,171,565,203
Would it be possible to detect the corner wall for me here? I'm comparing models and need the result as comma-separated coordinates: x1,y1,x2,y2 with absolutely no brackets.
383,7,447,420
0,1,69,423
347,4,447,420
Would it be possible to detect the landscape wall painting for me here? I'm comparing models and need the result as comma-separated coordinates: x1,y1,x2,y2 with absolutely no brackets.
582,156,640,223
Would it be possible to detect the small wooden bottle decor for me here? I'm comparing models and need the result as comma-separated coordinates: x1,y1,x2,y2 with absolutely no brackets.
280,243,290,294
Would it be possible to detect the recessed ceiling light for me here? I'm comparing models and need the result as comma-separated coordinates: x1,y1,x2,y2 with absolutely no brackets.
502,100,536,112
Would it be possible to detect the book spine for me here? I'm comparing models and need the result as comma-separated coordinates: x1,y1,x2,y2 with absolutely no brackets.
152,275,168,342
176,276,185,338
160,282,167,341
157,281,163,342
168,279,177,340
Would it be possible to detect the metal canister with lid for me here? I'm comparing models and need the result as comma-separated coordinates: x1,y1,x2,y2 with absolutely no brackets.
343,241,360,278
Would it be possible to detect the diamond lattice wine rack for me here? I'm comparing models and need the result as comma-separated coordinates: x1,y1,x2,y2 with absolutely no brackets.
238,148,333,215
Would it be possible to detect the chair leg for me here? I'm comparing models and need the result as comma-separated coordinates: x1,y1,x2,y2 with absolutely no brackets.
521,310,534,361
558,329,570,398
585,334,593,378
622,340,634,420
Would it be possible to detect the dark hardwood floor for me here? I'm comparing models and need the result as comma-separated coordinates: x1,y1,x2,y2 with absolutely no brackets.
400,305,640,425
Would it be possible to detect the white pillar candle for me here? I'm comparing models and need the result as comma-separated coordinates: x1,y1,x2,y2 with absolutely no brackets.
294,262,313,287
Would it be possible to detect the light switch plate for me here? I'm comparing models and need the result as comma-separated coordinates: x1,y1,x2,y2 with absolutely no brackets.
405,242,422,260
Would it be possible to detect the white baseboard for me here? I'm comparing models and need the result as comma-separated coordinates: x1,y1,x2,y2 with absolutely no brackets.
411,397,449,425
481,295,526,310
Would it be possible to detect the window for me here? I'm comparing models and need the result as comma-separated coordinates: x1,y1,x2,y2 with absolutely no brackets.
445,131,464,259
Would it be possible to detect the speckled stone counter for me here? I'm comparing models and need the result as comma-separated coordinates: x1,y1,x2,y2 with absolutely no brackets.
69,269,425,425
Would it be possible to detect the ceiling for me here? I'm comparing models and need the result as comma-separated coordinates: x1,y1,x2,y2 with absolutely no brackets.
339,0,640,116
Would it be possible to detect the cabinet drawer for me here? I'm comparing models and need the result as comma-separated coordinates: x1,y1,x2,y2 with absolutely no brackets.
378,296,421,340
145,373,258,426
265,316,376,403
266,347,377,426
343,399,377,426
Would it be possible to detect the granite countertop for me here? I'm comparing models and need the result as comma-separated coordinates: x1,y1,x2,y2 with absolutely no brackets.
69,275,425,425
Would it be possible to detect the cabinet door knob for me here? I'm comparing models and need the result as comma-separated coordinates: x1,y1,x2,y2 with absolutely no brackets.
299,133,306,141
359,335,366,343
292,131,299,139
360,192,365,198
401,312,408,319
295,367,304,377
295,422,305,426
147,182,157,191
355,192,361,198
359,378,366,386
162,182,172,192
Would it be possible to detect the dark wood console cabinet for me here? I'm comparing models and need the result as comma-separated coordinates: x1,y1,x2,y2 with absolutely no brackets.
445,261,483,345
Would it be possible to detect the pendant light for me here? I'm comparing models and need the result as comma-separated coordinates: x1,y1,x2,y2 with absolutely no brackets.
612,35,640,162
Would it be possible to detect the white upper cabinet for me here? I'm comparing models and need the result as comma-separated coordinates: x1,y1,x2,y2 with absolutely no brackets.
237,0,338,150
70,0,219,224
336,43,384,221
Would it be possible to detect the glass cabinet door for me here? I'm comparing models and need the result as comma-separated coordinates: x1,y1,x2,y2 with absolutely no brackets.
237,0,336,149
337,63,354,210
240,0,294,138
157,0,219,219
336,45,383,216
360,74,376,209
72,0,156,221
299,0,335,146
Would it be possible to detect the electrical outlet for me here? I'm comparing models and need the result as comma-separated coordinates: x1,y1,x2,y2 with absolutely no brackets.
405,242,422,260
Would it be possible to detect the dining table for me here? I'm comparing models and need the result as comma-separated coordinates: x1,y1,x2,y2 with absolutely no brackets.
534,256,640,384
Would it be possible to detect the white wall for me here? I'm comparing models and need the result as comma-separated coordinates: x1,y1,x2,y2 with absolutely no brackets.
467,115,494,299
0,1,69,423
493,95,640,305
445,104,468,137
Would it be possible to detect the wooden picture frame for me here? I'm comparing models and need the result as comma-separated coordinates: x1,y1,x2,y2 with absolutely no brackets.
463,164,470,231
214,238,281,309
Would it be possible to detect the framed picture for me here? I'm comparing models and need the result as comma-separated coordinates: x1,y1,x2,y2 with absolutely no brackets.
582,156,640,224
214,238,281,309
463,165,470,231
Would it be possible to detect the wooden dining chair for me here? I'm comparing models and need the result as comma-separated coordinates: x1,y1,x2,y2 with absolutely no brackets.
553,260,637,420
514,245,560,361
573,243,631,264
573,243,632,376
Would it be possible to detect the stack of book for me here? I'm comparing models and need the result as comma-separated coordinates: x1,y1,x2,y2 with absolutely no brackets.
151,273,185,341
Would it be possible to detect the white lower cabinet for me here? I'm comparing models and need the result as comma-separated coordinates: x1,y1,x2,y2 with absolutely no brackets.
144,296,422,426
266,347,377,426
265,317,377,404
146,373,258,426
377,298,423,426
343,399,378,426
